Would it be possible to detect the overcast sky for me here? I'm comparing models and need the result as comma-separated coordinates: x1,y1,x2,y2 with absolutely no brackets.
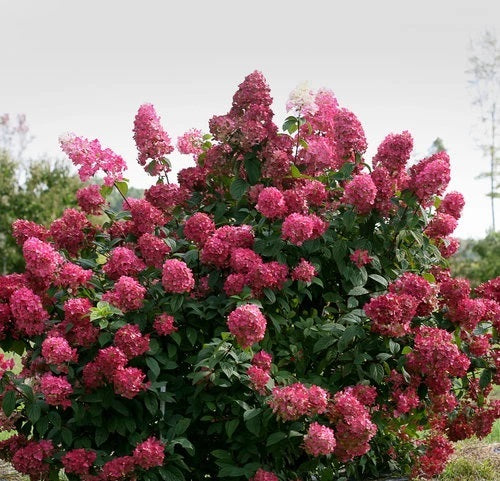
1,0,499,238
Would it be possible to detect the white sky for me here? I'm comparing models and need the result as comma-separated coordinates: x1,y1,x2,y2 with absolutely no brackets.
1,0,499,238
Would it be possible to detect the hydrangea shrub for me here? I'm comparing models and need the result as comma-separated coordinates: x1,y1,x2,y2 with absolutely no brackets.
0,71,499,481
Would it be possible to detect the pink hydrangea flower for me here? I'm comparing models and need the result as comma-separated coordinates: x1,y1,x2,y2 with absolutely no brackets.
153,313,178,336
250,469,279,481
41,336,78,366
389,272,437,317
425,212,458,239
62,449,96,475
281,213,328,246
22,237,63,280
126,197,166,235
103,247,146,280
101,455,136,480
133,437,165,469
145,183,190,211
56,262,93,290
133,103,174,171
184,213,216,246
162,259,195,294
40,373,73,408
95,346,128,379
372,131,413,174
333,108,367,160
349,249,373,268
50,208,91,255
286,82,318,115
342,174,377,214
227,304,267,348
138,233,171,269
102,276,146,312
291,259,317,282
113,366,149,399
59,132,126,186
268,382,310,421
11,219,49,245
177,128,204,156
256,187,288,219
247,365,270,394
438,191,465,219
61,297,99,347
76,184,106,215
252,350,272,370
9,287,49,336
303,422,336,457
114,324,150,359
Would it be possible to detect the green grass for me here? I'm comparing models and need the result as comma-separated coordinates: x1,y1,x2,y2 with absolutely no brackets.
439,457,497,481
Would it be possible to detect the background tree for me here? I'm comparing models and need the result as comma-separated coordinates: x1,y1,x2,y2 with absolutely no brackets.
0,115,81,273
467,30,500,232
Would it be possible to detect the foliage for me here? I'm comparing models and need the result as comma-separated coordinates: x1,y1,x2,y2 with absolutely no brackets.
449,232,500,286
0,72,498,481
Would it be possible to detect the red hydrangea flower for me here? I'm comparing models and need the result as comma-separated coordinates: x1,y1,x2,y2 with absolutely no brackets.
133,437,165,469
438,191,465,219
349,249,373,268
145,183,190,211
101,455,136,480
76,184,106,215
303,422,336,457
256,187,288,219
59,132,127,186
11,440,54,478
126,197,166,236
177,128,203,156
281,213,328,246
50,208,92,255
268,383,311,421
41,336,78,366
413,434,453,479
250,469,279,481
61,297,99,347
103,246,146,280
23,237,63,280
153,313,178,336
247,365,270,395
162,259,195,294
425,212,458,239
62,449,96,475
114,323,150,359
227,304,267,348
40,373,73,408
408,152,450,206
372,130,413,174
364,293,418,337
389,272,437,317
138,233,171,269
333,108,367,160
183,213,216,246
133,103,174,172
56,262,93,290
11,219,49,245
342,173,377,215
113,366,149,399
102,276,146,312
9,287,49,336
291,259,317,282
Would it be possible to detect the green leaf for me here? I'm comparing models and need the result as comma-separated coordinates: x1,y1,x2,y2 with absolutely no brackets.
175,418,191,436
95,427,109,446
313,337,336,353
225,419,239,439
26,401,42,423
389,339,401,354
100,184,113,197
36,416,49,436
145,393,159,415
422,272,436,283
230,178,249,200
290,164,303,178
348,286,369,296
114,180,129,197
244,156,261,185
266,431,287,446
369,363,385,384
61,427,73,445
2,390,16,417
401,346,412,355
146,357,161,380
479,368,492,389
368,274,388,288
283,116,298,134
263,288,276,304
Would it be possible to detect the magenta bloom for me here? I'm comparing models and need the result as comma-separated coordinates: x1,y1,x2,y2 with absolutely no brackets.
133,437,165,469
133,103,174,172
227,304,267,348
102,276,146,312
342,173,377,214
349,249,373,268
303,422,336,457
281,213,328,246
114,324,150,359
41,336,78,366
177,128,204,156
256,187,288,219
11,219,49,246
113,366,149,399
9,287,49,336
291,259,317,282
162,259,195,294
76,184,106,215
372,130,413,174
22,237,63,280
103,246,146,280
153,313,178,336
184,213,216,246
59,132,126,186
250,469,279,481
40,373,73,408
62,449,96,475
247,365,270,395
